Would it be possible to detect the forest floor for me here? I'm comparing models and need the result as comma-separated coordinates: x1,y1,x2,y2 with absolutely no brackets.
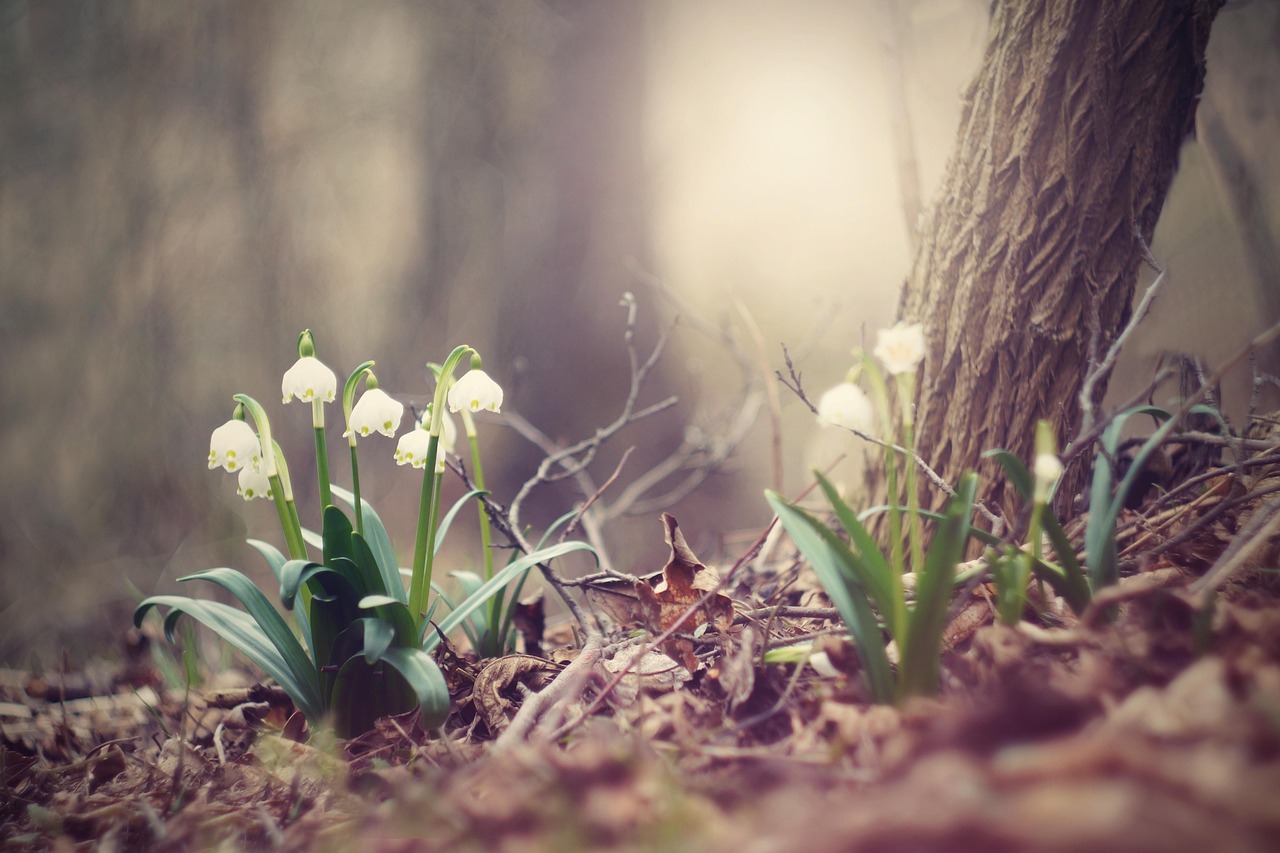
4,452,1280,852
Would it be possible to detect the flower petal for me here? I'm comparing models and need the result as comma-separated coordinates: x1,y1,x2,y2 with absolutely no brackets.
345,388,404,439
816,383,875,433
236,464,273,501
208,419,261,473
282,356,338,404
394,427,431,468
873,323,926,376
447,369,503,414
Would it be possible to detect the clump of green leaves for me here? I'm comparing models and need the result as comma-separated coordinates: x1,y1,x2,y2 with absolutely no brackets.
135,331,592,738
767,471,976,702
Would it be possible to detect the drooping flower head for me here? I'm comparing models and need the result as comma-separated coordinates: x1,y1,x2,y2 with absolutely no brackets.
236,463,273,500
208,417,261,472
873,322,926,376
816,383,875,433
394,406,456,471
345,387,404,439
447,369,503,414
282,356,337,404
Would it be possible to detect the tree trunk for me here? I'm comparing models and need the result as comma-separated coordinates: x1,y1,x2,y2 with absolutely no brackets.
899,0,1223,524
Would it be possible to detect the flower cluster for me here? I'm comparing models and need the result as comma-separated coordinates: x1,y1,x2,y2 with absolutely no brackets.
207,339,503,502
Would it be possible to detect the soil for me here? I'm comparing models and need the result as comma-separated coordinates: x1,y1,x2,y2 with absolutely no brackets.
4,459,1280,851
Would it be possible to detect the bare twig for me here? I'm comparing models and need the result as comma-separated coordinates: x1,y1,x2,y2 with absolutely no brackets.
1190,492,1280,601
506,293,678,539
1078,231,1168,442
491,639,602,752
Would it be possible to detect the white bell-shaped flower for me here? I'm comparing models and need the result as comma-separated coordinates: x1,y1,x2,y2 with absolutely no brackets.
208,419,261,472
394,408,457,472
344,388,404,439
873,322,927,376
281,356,337,404
817,383,875,433
236,464,273,501
394,426,431,469
447,369,503,414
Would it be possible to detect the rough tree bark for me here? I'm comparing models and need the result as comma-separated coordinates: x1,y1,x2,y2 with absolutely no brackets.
898,0,1224,523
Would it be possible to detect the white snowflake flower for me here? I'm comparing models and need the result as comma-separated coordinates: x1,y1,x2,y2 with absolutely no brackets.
816,383,875,433
344,388,404,439
281,356,337,404
447,369,503,414
208,419,260,473
873,322,927,376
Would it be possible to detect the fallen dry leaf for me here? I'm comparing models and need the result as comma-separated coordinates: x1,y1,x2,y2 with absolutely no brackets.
634,513,736,671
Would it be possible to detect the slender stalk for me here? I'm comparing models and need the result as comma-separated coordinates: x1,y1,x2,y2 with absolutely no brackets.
313,407,332,511
349,444,363,536
462,409,501,654
408,346,474,625
408,434,440,620
340,361,377,535
898,371,924,574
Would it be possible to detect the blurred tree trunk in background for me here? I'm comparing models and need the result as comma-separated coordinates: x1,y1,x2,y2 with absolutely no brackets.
898,0,1223,523
416,2,661,523
493,2,653,440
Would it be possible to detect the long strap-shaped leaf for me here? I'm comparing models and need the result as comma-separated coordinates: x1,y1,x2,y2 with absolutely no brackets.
329,484,404,603
898,472,977,701
766,492,895,703
813,472,903,641
422,540,596,651
174,568,324,710
134,595,324,721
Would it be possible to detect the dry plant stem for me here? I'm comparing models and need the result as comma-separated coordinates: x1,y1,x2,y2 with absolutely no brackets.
1080,566,1189,627
565,446,635,541
1070,319,1280,468
506,292,677,541
491,639,603,752
506,296,765,531
736,605,840,623
1078,232,1167,442
778,346,1008,535
1191,493,1280,601
1139,479,1280,563
1143,445,1280,520
1062,366,1178,465
549,519,778,742
446,457,597,639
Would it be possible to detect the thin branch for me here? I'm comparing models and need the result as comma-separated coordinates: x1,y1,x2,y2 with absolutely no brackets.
1078,232,1168,441
778,345,1008,534
491,639,603,752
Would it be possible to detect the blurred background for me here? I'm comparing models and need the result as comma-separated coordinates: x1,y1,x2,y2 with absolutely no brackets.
2,0,1277,664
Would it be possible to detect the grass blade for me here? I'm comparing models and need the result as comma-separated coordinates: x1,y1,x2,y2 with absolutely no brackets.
767,491,895,702
899,472,976,700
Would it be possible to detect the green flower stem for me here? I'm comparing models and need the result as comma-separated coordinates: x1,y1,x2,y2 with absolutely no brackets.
349,444,363,536
408,434,441,620
408,346,474,624
462,408,501,651
233,394,306,560
313,419,332,512
897,371,924,575
341,361,376,536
